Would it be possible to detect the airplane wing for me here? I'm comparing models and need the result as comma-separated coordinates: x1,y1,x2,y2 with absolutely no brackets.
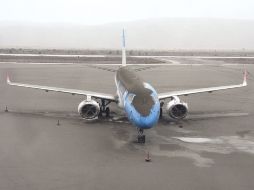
85,64,159,73
7,75,116,101
158,70,247,100
85,64,117,72
134,65,160,72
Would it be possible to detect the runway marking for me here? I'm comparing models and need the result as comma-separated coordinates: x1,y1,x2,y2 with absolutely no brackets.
187,112,249,120
173,137,215,143
132,55,254,59
1,54,254,59
173,136,254,154
153,57,181,64
0,53,106,57
84,63,244,66
7,62,74,65
0,62,248,66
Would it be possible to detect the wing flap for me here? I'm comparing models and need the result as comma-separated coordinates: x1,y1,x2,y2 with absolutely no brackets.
7,75,116,101
158,70,247,100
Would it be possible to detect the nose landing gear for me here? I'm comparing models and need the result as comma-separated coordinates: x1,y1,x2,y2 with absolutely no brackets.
137,128,146,143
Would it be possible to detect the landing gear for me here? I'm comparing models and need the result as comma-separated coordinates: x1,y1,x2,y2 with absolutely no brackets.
105,107,110,117
137,128,146,143
159,107,163,118
100,99,111,118
159,102,164,118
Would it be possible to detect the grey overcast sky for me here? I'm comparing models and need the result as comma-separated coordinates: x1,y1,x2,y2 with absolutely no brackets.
0,0,254,24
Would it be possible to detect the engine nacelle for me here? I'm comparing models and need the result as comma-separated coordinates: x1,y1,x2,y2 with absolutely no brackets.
166,96,188,119
78,100,100,120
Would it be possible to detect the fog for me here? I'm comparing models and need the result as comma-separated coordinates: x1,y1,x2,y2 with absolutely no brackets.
0,18,254,50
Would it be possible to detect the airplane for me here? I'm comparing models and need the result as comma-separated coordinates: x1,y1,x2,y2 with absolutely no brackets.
7,30,248,143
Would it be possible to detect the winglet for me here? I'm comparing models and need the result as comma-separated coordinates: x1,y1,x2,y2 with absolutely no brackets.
6,74,11,84
121,29,126,67
243,69,247,86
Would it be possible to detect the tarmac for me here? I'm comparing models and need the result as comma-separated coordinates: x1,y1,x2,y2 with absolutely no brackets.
0,56,253,190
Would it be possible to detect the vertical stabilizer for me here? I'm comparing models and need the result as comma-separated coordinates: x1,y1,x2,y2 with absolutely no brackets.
122,29,126,67
243,67,247,86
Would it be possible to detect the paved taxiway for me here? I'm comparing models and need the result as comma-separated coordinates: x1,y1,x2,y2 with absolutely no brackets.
0,56,253,190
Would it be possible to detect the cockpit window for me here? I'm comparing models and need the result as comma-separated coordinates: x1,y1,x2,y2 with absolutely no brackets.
127,94,135,103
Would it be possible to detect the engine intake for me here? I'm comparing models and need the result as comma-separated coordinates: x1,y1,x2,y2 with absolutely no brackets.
78,100,100,120
166,96,188,119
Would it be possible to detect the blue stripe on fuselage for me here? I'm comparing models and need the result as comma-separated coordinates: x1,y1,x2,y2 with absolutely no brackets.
123,83,160,129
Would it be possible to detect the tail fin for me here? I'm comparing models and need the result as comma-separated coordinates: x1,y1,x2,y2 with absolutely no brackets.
6,73,11,84
121,29,126,67
243,68,247,86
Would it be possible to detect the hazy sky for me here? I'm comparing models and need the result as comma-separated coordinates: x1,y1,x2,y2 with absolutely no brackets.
1,0,254,25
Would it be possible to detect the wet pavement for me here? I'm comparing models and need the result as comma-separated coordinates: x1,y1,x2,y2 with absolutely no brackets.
0,57,253,190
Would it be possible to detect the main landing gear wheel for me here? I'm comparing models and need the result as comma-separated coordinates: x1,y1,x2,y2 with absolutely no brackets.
159,107,163,118
99,107,110,118
159,102,164,119
137,128,146,143
100,99,111,118
105,107,110,118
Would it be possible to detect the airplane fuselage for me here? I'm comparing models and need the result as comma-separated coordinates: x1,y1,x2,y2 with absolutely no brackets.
115,67,160,129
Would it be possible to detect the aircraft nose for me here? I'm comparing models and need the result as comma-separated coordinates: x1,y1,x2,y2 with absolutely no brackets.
139,107,160,129
125,98,160,129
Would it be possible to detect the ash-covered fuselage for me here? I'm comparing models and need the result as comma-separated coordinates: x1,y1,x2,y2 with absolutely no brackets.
6,29,247,144
115,67,160,129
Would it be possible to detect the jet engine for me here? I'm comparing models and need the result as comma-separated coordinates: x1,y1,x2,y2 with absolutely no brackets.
78,100,100,120
166,96,188,119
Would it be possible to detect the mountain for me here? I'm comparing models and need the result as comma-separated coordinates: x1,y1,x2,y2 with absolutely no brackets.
0,18,254,50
